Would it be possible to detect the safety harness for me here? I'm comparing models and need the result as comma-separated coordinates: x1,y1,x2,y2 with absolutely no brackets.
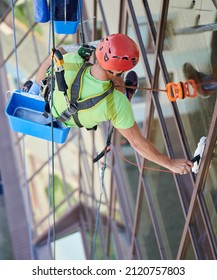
56,62,114,130
40,49,115,162
42,49,114,130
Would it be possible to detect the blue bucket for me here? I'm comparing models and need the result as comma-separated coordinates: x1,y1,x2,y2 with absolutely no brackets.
54,20,80,35
5,91,70,144
54,0,82,34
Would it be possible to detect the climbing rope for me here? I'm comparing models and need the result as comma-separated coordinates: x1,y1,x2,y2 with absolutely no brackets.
116,79,197,102
91,124,112,259
11,0,20,87
74,0,108,259
117,144,172,173
49,0,57,260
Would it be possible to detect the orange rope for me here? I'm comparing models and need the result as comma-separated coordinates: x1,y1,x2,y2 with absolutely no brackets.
116,84,167,92
115,79,217,92
117,145,173,173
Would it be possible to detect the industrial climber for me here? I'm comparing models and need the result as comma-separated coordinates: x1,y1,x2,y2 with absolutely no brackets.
24,33,193,175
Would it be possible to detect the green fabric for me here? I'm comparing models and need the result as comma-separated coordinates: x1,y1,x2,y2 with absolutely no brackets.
52,53,135,129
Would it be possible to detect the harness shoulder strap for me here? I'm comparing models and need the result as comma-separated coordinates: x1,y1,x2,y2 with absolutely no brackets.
71,63,91,102
57,63,114,130
57,63,90,126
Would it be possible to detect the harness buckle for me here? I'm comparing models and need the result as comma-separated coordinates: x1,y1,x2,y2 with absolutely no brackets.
59,102,78,122
69,102,78,115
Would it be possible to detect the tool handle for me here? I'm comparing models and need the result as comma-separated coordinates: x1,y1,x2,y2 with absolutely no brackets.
191,154,200,163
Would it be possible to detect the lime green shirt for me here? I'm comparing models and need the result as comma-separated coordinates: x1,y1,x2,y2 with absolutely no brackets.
52,53,135,129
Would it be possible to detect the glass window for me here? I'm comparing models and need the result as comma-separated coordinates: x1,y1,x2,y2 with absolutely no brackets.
191,203,214,259
84,226,105,260
51,232,86,260
137,188,161,259
118,136,140,211
117,75,150,211
182,233,196,260
157,70,194,210
127,2,156,71
147,0,162,19
201,143,217,249
164,0,217,158
0,196,14,259
145,117,185,259
0,173,3,195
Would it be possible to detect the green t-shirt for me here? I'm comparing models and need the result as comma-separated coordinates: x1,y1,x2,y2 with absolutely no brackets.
52,53,135,129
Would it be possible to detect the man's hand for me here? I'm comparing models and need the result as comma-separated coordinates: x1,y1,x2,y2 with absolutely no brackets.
167,159,193,174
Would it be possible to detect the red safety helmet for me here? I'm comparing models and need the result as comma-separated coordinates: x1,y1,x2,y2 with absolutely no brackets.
96,33,139,71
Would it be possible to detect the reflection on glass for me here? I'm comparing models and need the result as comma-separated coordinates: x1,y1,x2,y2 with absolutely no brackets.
147,0,161,19
137,190,161,259
51,232,86,260
164,0,217,159
146,118,185,259
119,137,140,210
201,150,217,247
118,75,149,211
0,195,14,259
191,203,214,259
108,232,118,260
182,233,196,260
158,70,193,210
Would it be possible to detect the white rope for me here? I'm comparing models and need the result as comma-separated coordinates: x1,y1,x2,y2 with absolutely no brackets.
91,124,111,259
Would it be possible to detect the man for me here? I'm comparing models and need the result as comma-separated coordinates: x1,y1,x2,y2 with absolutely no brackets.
27,33,193,174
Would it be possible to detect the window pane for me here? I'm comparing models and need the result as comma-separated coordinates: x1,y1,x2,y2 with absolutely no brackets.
137,189,161,259
201,145,217,249
191,203,214,259
51,232,86,260
164,0,217,158
145,118,185,259
182,233,196,260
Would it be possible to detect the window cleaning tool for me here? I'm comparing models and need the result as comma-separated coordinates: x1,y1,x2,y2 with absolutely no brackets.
191,136,207,174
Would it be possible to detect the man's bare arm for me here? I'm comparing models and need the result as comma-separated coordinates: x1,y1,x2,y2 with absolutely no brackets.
118,122,193,174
